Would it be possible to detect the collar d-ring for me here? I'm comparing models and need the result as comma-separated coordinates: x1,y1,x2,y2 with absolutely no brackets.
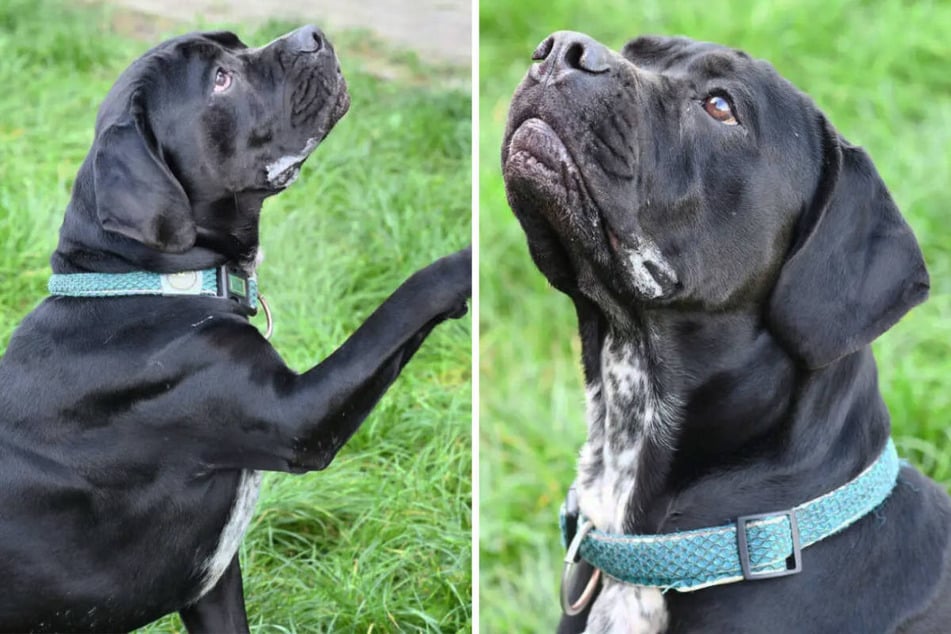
258,293,273,340
561,519,601,615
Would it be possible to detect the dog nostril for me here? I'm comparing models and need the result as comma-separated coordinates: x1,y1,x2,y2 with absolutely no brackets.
563,42,584,70
532,36,554,61
564,39,610,73
292,25,326,54
310,30,324,53
540,32,611,75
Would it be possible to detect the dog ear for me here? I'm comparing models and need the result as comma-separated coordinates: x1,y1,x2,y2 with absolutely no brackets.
766,119,928,370
93,93,196,253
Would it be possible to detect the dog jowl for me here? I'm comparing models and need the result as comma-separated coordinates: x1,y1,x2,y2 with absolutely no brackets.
503,32,950,633
0,26,470,633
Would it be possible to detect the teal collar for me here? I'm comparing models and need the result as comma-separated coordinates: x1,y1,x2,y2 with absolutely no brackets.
48,265,258,314
561,438,900,608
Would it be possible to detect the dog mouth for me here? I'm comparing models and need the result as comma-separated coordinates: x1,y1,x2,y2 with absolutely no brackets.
504,117,679,300
318,75,351,136
264,137,320,189
506,118,579,189
264,82,350,190
504,118,595,252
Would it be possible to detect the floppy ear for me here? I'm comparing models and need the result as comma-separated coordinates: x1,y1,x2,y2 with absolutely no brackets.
93,95,196,252
766,120,929,369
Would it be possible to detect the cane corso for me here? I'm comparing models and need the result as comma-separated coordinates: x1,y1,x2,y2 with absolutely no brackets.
502,32,951,633
0,26,470,633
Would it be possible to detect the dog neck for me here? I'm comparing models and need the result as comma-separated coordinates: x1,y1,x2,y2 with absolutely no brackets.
572,296,891,535
191,193,265,275
51,159,264,275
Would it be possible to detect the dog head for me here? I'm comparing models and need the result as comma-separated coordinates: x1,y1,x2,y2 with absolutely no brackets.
502,32,927,368
58,26,349,265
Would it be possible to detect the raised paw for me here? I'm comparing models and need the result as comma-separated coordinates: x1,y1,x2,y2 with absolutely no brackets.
444,300,469,320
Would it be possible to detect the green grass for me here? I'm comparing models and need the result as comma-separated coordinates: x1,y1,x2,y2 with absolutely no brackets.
0,1,470,631
479,0,951,631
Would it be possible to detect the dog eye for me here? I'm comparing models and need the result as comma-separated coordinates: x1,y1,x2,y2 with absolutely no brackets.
702,95,738,125
213,68,233,93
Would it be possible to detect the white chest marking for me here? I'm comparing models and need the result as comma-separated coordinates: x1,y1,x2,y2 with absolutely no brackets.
576,333,670,633
585,581,669,634
198,469,263,598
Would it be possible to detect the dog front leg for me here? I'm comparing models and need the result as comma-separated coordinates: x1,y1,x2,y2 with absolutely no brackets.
282,247,471,470
179,554,250,634
196,247,471,473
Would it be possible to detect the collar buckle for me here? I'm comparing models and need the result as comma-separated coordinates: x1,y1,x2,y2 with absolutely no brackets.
217,265,257,315
736,509,802,581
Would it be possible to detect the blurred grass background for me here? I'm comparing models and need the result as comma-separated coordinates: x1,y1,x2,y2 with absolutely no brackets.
479,0,951,631
0,0,470,631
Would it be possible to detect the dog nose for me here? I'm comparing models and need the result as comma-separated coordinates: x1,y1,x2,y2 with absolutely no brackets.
532,31,611,75
289,25,325,54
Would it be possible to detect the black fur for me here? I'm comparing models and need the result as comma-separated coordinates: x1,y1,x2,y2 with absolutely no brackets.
0,26,470,633
503,32,950,633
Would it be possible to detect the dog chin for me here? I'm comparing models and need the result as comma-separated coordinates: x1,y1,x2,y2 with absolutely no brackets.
265,138,320,189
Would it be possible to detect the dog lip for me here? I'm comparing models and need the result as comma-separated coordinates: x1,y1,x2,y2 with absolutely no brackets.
506,118,575,172
504,117,586,216
330,83,350,121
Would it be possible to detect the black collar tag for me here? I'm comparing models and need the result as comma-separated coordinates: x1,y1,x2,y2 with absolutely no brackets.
217,265,257,315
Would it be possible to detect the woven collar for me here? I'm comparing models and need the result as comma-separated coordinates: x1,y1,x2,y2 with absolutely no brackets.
48,265,258,314
562,438,900,592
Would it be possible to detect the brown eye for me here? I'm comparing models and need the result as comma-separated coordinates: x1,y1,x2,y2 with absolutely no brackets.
702,94,738,125
213,68,232,93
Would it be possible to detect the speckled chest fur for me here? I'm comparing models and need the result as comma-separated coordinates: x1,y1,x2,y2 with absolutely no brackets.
576,332,675,633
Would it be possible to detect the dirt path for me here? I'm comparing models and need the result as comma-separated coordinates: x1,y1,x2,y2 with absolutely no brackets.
107,0,471,66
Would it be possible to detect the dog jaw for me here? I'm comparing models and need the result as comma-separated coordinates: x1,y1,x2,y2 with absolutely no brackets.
614,236,679,300
262,82,350,191
505,118,680,306
265,137,319,188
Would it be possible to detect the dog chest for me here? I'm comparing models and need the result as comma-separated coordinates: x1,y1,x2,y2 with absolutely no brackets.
575,333,671,633
197,469,263,599
578,333,673,532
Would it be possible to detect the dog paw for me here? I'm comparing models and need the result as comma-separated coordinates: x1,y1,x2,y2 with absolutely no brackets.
444,300,469,320
441,246,472,318
402,245,472,320
440,245,472,294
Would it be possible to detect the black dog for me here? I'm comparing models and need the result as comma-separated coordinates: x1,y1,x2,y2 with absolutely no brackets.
503,32,951,633
0,26,470,633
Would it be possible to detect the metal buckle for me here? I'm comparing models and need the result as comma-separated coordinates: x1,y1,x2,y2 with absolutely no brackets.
561,520,601,615
735,510,802,581
217,265,257,315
